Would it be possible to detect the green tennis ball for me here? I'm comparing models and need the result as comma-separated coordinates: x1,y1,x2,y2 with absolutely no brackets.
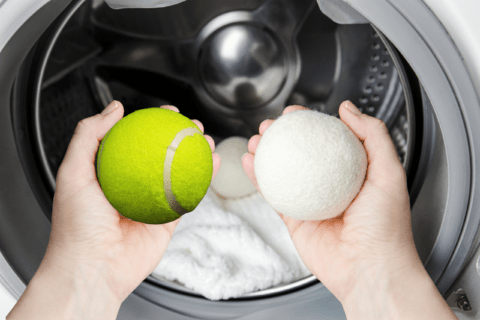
96,108,213,224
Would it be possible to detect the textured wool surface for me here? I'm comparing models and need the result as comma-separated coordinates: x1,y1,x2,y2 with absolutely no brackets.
96,108,213,224
211,137,257,199
152,188,310,300
254,110,367,221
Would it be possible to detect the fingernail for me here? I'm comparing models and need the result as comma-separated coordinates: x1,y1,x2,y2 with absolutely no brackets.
241,152,249,161
101,101,119,116
161,105,179,112
345,101,362,116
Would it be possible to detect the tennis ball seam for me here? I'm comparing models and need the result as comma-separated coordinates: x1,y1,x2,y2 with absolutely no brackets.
164,126,203,215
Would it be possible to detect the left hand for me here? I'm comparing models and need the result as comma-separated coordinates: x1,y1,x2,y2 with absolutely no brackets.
46,102,220,300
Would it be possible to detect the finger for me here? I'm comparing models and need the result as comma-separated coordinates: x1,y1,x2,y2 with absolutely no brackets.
258,106,310,137
212,152,221,180
204,135,215,152
58,101,124,184
130,215,181,235
338,101,406,187
163,217,182,236
159,104,209,150
259,119,274,135
247,135,261,154
255,106,311,149
160,105,180,113
192,120,204,134
257,104,309,140
158,106,206,135
283,105,311,115
278,213,305,239
241,153,261,194
142,217,182,250
153,217,182,238
278,212,292,227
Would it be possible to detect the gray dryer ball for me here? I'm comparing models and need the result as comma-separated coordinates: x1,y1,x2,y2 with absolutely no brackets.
254,110,367,221
211,137,257,199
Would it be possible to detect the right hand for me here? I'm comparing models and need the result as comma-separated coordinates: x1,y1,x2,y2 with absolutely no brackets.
242,101,457,319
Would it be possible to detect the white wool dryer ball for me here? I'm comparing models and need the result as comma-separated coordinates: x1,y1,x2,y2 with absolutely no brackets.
211,137,257,199
254,110,367,221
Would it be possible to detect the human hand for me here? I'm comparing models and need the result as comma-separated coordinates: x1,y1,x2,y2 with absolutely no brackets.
242,101,457,319
7,101,220,320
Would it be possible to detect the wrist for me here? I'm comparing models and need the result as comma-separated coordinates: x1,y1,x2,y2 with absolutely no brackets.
341,260,421,320
8,254,121,320
341,259,455,320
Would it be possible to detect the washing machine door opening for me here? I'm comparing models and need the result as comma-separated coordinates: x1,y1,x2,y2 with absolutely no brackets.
2,0,479,318
20,0,417,298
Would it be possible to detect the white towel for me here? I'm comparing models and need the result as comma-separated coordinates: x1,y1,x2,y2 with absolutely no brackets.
152,188,310,300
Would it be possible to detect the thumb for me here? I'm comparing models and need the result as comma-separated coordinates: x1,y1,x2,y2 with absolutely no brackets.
57,101,125,186
338,101,406,190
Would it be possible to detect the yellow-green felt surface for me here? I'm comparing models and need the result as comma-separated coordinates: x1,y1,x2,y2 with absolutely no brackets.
96,108,213,224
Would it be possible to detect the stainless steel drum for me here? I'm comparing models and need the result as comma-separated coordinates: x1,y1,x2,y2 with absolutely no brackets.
3,0,480,319
30,0,414,299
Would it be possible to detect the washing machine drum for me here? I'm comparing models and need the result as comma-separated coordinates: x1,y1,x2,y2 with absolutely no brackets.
1,0,480,319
